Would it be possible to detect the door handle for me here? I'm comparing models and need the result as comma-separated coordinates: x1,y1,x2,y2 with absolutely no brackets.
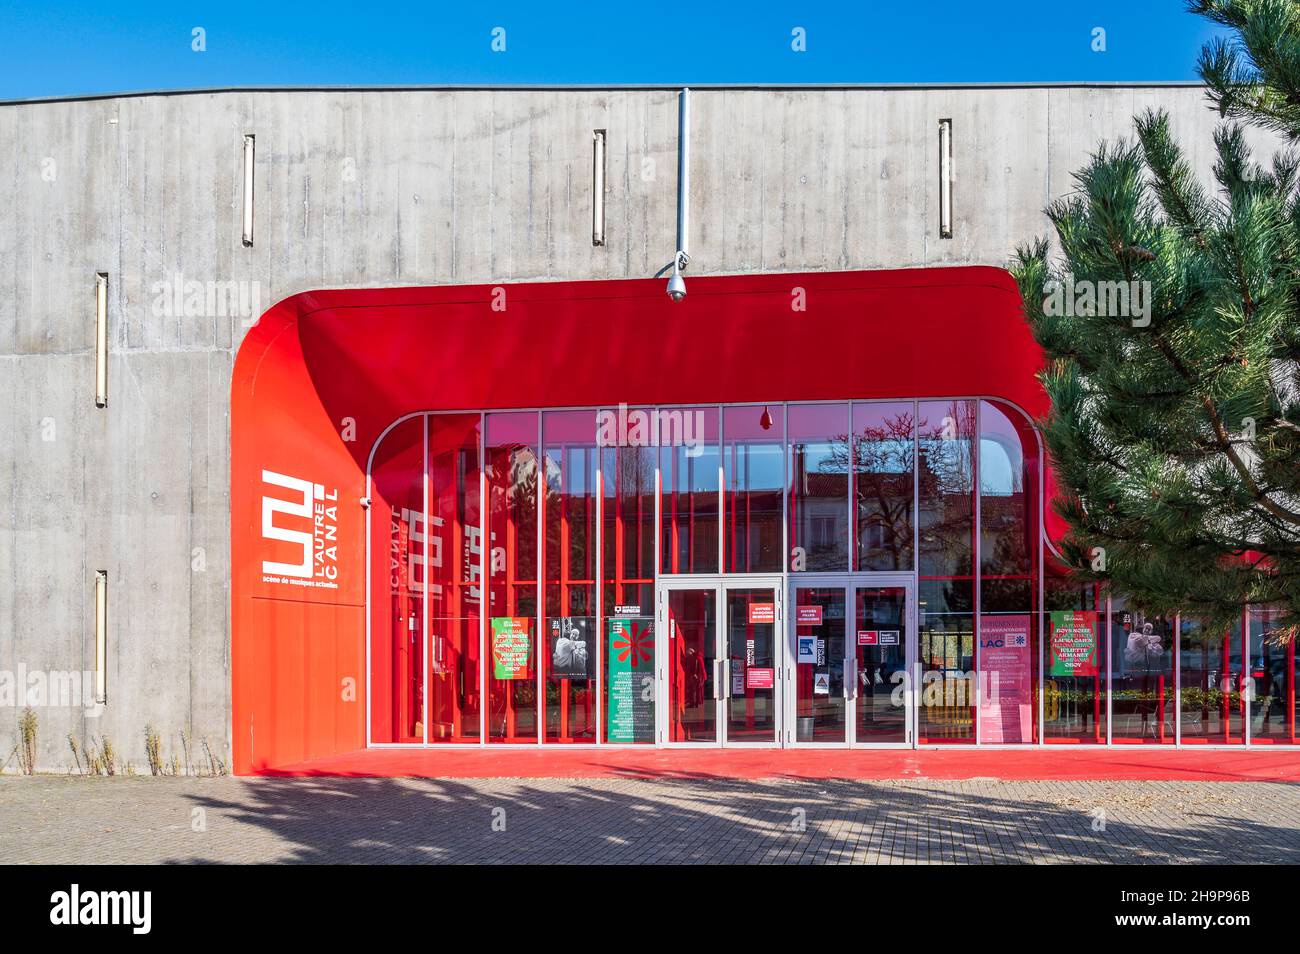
844,657,857,700
713,659,725,700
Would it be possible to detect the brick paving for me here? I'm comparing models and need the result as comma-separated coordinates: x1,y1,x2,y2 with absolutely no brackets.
0,775,1297,864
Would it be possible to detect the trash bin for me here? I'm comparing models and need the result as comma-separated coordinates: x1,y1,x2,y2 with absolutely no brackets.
797,716,815,742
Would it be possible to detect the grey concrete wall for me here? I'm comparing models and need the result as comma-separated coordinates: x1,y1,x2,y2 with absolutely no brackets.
0,84,1275,771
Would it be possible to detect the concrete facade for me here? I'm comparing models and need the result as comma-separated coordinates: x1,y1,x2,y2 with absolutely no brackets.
0,84,1274,771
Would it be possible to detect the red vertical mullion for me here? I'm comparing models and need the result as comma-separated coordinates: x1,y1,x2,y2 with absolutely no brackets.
539,441,551,742
1287,637,1296,743
504,448,517,740
790,446,800,566
615,449,625,597
397,514,412,741
560,444,573,742
634,452,644,587
1221,626,1231,744
670,447,680,574
728,443,737,573
688,450,696,573
535,443,547,743
448,446,465,740
969,408,978,735
1241,605,1249,743
743,447,752,573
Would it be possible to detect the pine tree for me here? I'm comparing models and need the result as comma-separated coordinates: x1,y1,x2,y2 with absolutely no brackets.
1012,0,1300,636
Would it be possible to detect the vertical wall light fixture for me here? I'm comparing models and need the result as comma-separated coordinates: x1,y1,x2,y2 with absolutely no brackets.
94,570,108,705
94,272,108,408
241,134,255,247
938,118,953,239
592,129,607,246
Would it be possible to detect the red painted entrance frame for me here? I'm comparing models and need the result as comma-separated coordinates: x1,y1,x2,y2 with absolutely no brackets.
230,266,1048,775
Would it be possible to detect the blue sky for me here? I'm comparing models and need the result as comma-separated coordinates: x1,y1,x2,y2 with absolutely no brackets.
0,1,1226,100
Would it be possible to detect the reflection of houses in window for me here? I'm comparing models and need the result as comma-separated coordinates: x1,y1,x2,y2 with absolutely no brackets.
859,514,886,552
792,466,848,568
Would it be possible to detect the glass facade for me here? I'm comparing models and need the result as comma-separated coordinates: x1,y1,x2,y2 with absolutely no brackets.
917,400,975,743
368,404,1294,747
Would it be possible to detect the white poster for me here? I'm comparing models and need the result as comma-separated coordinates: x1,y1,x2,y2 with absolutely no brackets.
797,635,817,664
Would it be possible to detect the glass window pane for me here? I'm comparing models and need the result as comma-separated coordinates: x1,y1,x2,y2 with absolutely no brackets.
369,416,425,744
917,579,974,743
659,407,721,573
427,414,482,742
788,403,849,572
724,405,784,573
1179,615,1246,744
1250,605,1296,744
1042,581,1106,743
979,401,1034,578
486,411,539,743
977,400,1038,745
1109,600,1174,744
601,413,656,744
978,579,1036,744
542,410,597,743
918,400,975,579
853,402,914,571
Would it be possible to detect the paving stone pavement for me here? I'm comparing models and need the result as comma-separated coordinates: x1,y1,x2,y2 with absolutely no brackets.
0,775,1297,864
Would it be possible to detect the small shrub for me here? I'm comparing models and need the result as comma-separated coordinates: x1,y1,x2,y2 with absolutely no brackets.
18,708,38,775
99,735,117,776
200,738,227,776
144,724,162,776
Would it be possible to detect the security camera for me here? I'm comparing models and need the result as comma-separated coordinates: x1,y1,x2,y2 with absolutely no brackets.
665,250,688,302
666,269,686,302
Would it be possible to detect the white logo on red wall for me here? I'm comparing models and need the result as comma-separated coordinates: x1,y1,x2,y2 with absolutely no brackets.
261,469,339,589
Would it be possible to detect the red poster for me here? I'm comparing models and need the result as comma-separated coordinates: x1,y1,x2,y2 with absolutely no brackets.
748,602,775,624
857,630,878,646
978,615,1033,744
746,667,774,689
796,605,823,626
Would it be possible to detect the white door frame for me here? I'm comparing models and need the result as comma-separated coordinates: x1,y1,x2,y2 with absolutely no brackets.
847,574,916,749
785,575,853,748
656,575,785,747
719,577,785,747
786,573,916,748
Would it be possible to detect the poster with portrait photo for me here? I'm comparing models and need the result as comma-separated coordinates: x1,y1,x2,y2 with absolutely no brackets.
549,617,592,681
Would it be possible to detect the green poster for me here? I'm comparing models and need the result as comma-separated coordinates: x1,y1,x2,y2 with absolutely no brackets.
491,617,532,680
607,618,655,743
1049,610,1098,677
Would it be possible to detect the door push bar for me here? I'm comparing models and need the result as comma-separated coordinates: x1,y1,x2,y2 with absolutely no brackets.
714,658,731,700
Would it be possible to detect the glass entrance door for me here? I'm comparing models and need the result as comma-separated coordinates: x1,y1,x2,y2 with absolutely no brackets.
790,586,849,743
788,577,914,747
661,580,783,745
665,586,719,743
723,585,781,744
853,583,912,746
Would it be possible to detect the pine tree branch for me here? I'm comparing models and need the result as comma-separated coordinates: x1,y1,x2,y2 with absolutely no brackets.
1201,394,1300,525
